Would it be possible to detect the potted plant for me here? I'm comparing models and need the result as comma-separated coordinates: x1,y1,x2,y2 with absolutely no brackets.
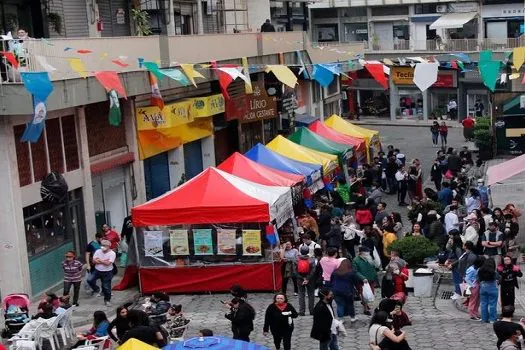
474,128,493,160
131,8,152,36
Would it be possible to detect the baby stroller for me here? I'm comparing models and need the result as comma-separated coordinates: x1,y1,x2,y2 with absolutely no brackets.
1,293,30,338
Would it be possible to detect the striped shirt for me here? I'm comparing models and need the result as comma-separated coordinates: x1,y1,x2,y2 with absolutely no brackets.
62,259,84,282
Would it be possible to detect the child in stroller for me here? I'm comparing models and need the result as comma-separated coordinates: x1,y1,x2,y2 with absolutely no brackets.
1,293,30,338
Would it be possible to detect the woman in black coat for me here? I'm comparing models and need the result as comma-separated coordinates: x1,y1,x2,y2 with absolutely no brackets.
263,294,298,350
107,306,131,343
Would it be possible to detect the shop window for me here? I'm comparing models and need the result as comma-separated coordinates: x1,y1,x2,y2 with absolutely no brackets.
24,189,84,258
61,115,80,172
326,79,339,97
414,4,437,14
316,24,338,42
14,125,31,186
13,115,79,187
344,23,368,42
371,6,408,16
312,82,322,103
46,118,64,173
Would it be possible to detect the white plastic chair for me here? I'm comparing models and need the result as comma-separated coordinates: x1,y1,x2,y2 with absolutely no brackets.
84,336,110,350
57,307,75,344
9,323,45,350
168,320,191,343
37,316,60,350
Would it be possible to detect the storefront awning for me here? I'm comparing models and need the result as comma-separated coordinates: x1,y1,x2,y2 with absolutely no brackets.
429,12,477,30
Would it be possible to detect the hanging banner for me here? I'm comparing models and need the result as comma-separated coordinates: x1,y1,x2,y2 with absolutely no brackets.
190,94,225,118
217,229,237,255
240,81,277,123
193,229,214,255
136,100,193,130
242,230,262,256
169,229,190,255
144,231,164,257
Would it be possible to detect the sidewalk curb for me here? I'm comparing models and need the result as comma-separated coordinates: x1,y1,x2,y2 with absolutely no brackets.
349,120,461,128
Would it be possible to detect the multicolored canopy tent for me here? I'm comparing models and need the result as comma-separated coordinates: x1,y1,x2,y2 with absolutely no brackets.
289,127,353,162
118,339,158,350
308,120,367,163
487,153,525,186
266,135,339,175
164,336,269,350
132,167,293,228
217,152,305,187
245,143,324,193
295,114,320,127
324,114,381,160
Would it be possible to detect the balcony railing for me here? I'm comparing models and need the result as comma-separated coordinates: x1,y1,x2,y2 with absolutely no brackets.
0,32,311,84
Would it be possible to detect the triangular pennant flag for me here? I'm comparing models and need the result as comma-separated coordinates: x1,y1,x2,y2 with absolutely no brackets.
312,64,334,88
265,65,297,88
413,62,439,92
479,60,501,92
108,90,122,126
479,50,493,62
138,57,144,68
509,73,521,80
450,60,458,69
500,73,507,84
180,63,205,88
67,58,88,78
112,59,129,68
383,58,394,66
365,63,388,89
241,57,253,94
94,71,127,99
20,72,54,143
217,67,250,84
35,55,57,72
0,51,18,69
513,47,525,71
160,68,191,86
296,51,309,79
0,32,12,40
457,61,465,71
64,47,73,51
41,38,54,46
213,61,233,99
76,49,92,54
149,72,164,111
143,61,164,81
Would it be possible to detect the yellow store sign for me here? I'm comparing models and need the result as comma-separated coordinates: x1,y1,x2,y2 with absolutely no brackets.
190,94,225,118
391,67,414,85
136,100,193,131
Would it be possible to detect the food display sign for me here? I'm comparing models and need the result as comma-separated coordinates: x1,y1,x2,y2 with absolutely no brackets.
193,229,214,255
242,230,262,256
169,229,190,256
217,229,237,255
144,231,164,257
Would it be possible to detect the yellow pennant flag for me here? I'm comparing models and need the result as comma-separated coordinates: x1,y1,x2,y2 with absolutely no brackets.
180,64,205,87
513,47,525,71
241,57,253,94
509,73,521,80
67,58,88,78
383,58,394,66
265,65,297,89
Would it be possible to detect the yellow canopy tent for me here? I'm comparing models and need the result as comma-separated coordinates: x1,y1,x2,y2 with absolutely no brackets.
118,338,159,350
267,135,338,175
324,115,381,161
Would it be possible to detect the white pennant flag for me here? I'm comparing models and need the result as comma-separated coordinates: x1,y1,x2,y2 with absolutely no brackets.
500,73,507,84
413,62,439,92
217,67,250,84
35,55,57,72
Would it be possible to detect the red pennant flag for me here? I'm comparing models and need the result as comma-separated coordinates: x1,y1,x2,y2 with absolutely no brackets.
77,49,92,54
149,72,164,110
111,59,129,68
365,64,388,89
94,71,127,99
212,61,234,99
1,51,18,69
451,60,458,69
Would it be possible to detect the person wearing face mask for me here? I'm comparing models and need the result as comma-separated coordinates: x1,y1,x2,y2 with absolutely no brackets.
353,246,379,316
493,305,525,350
497,256,523,308
311,288,340,350
263,294,298,350
280,240,299,296
87,240,116,307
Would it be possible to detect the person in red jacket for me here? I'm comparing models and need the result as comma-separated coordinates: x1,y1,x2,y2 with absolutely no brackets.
355,203,373,228
102,224,121,251
461,115,476,142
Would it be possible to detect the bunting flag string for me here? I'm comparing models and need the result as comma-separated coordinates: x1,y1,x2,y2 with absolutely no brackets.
265,65,297,88
412,62,439,92
0,51,18,69
180,63,205,87
67,58,88,78
94,71,127,99
20,72,54,143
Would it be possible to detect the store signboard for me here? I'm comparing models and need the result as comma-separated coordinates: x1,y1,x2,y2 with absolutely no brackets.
240,82,278,123
137,100,193,131
190,94,225,118
392,67,456,87
482,4,525,18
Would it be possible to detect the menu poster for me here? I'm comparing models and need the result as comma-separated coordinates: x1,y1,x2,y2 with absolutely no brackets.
193,229,214,255
217,229,237,255
242,230,262,256
144,231,164,257
169,229,190,256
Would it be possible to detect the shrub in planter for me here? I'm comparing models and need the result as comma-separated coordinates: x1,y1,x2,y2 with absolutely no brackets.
474,128,493,160
387,236,439,267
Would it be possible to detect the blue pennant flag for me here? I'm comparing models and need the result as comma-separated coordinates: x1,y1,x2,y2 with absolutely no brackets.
312,64,334,88
20,72,53,143
160,68,191,86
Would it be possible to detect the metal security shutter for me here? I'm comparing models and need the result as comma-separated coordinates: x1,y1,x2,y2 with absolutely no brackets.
62,0,89,37
110,0,131,36
98,0,114,37
183,140,203,180
144,152,170,201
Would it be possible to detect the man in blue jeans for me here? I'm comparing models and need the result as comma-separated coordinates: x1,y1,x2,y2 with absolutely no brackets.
88,239,116,307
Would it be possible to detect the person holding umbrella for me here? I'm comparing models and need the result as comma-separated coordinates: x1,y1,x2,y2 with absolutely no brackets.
263,293,298,350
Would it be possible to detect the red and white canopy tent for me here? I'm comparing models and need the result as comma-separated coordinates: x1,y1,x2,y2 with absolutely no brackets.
117,167,293,294
487,154,525,186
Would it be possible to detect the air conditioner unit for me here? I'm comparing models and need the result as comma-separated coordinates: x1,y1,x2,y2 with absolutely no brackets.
436,5,448,13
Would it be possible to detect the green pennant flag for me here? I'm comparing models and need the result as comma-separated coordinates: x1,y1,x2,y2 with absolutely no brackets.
143,61,164,81
479,50,493,62
108,89,121,126
457,60,465,71
479,61,500,92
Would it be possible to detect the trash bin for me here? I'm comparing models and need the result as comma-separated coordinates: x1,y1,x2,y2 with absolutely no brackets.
413,268,434,297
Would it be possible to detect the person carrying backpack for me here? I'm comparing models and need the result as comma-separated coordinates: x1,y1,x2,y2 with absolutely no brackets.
296,246,317,316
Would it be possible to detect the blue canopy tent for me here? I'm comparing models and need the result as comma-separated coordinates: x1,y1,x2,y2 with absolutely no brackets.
295,114,320,128
245,143,324,193
164,336,269,350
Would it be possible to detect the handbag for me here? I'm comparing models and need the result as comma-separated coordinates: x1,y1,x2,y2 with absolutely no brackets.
460,282,471,297
363,282,375,303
